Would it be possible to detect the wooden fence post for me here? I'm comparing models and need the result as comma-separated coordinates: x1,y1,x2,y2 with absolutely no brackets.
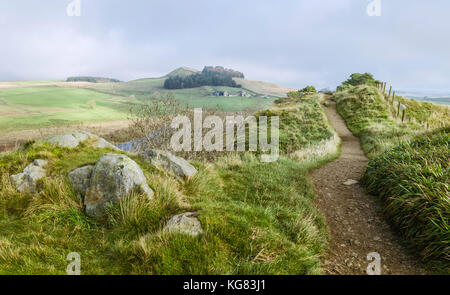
400,104,407,122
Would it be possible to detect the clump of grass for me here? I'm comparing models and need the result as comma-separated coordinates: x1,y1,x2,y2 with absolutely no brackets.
24,177,82,222
362,128,449,267
105,179,184,239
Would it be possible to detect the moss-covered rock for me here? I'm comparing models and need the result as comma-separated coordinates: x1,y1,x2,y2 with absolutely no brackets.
84,153,154,217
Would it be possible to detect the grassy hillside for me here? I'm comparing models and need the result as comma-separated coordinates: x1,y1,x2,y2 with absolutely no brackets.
86,67,291,109
90,80,276,111
0,87,132,134
0,93,339,274
334,84,450,271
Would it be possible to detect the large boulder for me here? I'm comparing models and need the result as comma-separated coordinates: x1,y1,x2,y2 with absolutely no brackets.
10,159,48,193
84,153,153,217
139,149,197,179
68,165,94,197
46,131,118,150
163,212,203,236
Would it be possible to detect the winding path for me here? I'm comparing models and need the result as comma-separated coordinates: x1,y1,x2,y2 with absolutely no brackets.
311,99,426,275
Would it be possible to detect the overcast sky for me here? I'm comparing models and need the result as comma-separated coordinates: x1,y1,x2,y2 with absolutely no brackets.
0,0,449,91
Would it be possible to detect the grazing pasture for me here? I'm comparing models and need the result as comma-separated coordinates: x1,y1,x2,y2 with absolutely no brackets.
0,87,132,134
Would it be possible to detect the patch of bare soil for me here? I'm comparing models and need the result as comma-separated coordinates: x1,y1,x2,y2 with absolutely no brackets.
0,120,132,153
311,100,426,275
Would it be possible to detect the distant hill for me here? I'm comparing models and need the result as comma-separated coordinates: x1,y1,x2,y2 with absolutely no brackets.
67,76,121,83
123,67,292,98
164,67,200,78
51,67,296,111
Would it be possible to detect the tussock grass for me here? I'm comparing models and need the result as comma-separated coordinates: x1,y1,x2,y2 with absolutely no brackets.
362,128,449,268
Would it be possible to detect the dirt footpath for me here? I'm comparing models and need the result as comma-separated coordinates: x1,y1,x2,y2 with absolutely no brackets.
311,100,426,275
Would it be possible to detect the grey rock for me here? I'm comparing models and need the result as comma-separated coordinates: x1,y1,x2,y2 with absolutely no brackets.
164,212,203,236
84,153,153,217
68,165,94,197
139,149,197,179
46,131,119,150
10,159,48,193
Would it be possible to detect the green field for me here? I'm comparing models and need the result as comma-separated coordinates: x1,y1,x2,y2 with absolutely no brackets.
0,87,132,134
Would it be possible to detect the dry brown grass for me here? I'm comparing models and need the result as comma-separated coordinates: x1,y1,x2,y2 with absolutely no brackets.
0,120,132,153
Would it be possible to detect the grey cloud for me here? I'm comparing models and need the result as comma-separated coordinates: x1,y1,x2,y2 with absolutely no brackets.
0,0,449,91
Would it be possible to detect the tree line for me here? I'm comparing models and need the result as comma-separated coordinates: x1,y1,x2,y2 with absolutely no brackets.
164,66,244,89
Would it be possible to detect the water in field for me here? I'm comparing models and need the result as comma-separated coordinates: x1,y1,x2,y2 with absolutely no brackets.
115,139,143,152
115,128,168,152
